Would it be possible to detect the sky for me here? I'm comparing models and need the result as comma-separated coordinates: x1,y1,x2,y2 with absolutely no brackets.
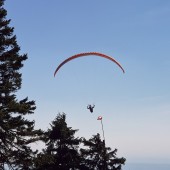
4,0,170,167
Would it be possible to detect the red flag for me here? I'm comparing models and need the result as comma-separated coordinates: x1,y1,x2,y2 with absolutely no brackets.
97,116,102,120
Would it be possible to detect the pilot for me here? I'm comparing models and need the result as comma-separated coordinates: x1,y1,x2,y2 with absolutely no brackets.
87,104,95,113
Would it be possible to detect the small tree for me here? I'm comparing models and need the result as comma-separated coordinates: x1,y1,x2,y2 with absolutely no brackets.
34,113,82,170
0,0,42,169
80,133,126,170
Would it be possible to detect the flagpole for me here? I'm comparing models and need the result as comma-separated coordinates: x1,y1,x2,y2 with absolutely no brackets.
98,116,106,170
101,118,105,142
97,116,105,142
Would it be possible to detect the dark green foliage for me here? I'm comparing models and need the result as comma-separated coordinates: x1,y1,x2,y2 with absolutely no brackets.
0,0,42,169
34,113,82,170
80,133,126,170
80,134,106,169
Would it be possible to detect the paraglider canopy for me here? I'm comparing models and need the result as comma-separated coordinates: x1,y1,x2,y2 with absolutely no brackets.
54,52,125,77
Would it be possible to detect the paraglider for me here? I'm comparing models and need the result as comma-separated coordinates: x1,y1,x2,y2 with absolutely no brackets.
54,52,125,77
87,104,95,113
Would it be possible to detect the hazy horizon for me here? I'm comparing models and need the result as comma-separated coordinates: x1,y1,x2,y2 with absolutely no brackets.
123,162,170,170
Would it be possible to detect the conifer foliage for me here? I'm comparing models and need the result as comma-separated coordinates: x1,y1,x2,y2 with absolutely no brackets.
0,0,41,169
34,113,82,170
80,134,126,170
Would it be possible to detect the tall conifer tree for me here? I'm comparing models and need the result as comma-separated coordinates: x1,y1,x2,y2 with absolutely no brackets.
34,113,81,170
0,0,41,169
80,133,126,170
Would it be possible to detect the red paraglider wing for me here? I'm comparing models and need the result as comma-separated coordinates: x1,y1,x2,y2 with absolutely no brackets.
54,52,125,76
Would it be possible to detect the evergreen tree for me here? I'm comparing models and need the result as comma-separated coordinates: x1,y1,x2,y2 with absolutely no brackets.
34,113,82,170
0,0,42,169
80,133,126,170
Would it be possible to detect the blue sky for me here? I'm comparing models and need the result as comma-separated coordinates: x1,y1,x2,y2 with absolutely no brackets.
4,0,170,166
